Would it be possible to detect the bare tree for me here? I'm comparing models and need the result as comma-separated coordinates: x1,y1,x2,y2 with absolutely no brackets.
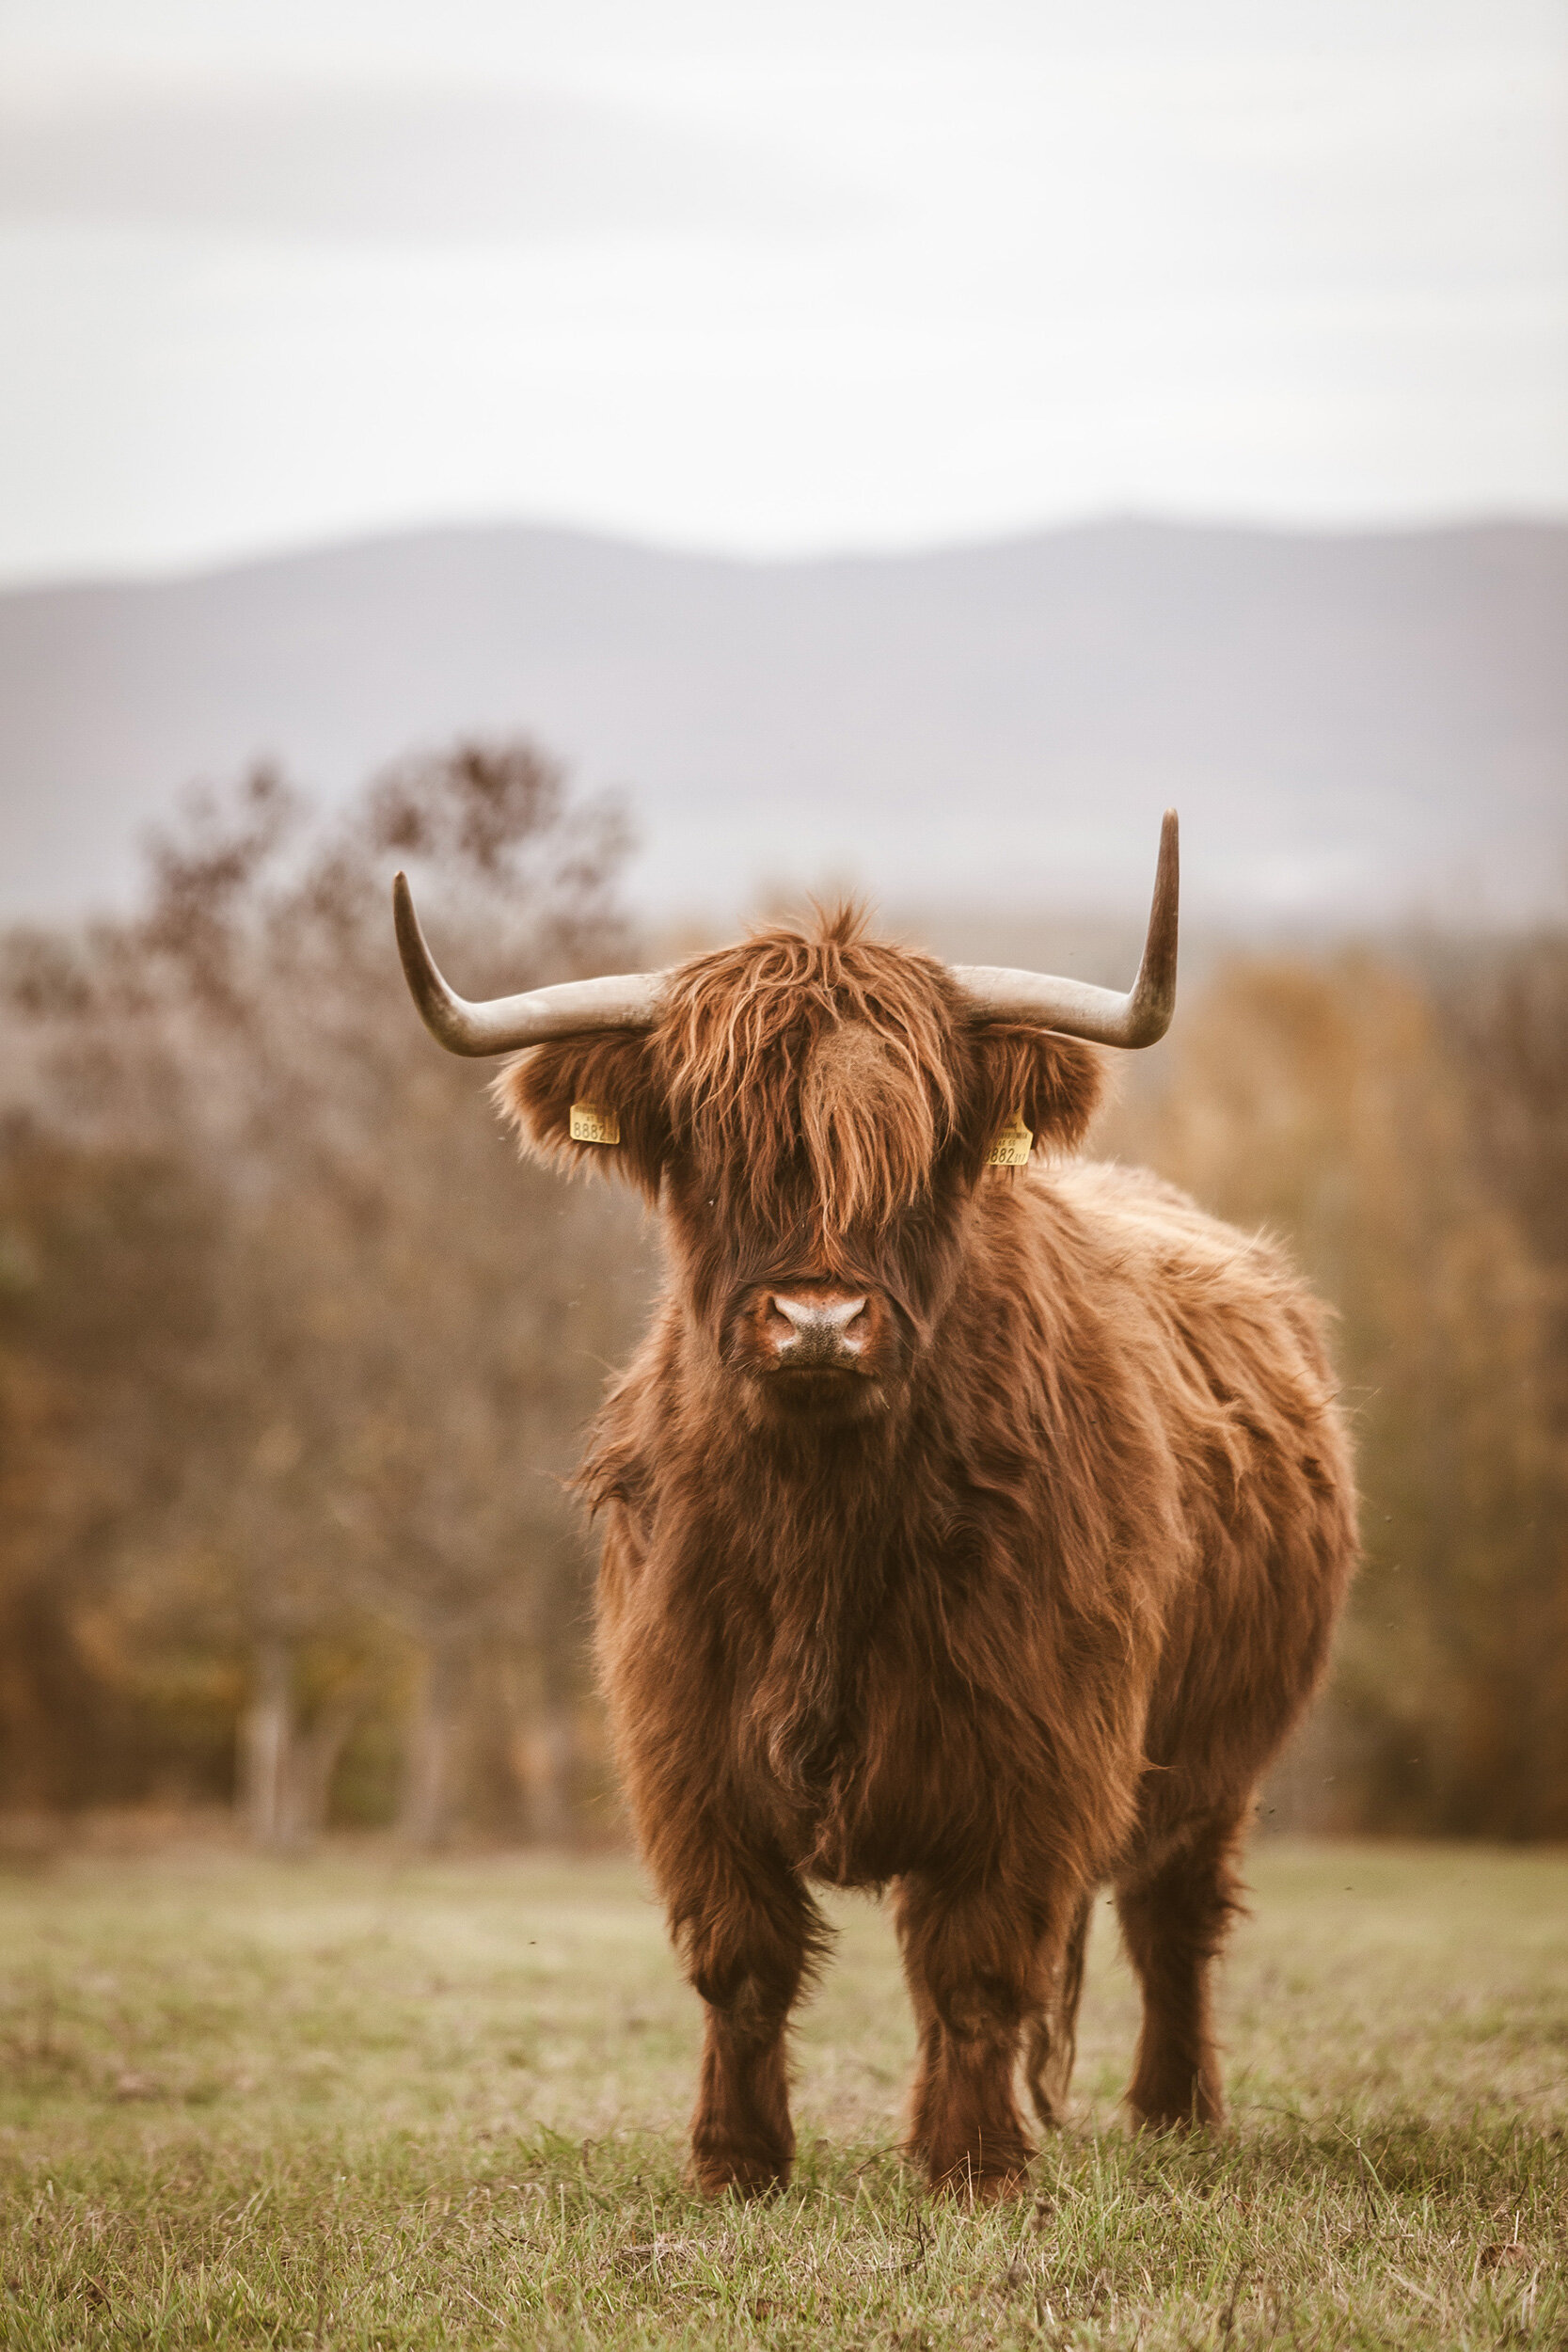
0,743,653,1843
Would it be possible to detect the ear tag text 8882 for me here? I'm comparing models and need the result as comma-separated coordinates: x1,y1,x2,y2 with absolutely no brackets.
569,1102,621,1146
987,1113,1034,1168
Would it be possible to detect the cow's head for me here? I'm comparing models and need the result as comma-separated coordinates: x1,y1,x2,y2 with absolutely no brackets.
393,815,1177,1427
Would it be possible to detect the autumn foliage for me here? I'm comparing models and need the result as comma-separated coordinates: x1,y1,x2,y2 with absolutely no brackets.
0,753,1562,1842
0,746,652,1844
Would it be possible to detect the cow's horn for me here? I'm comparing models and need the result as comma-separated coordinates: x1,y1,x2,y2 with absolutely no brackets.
392,872,669,1054
950,809,1179,1047
395,809,1177,1056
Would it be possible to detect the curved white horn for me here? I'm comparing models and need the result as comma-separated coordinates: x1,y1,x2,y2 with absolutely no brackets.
950,809,1179,1046
393,872,669,1054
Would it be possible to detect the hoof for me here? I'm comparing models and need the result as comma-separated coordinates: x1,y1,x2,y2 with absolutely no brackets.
924,2146,1034,2203
1126,2086,1227,2134
686,2147,791,2198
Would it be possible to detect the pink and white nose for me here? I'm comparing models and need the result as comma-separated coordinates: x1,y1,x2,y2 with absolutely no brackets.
770,1294,868,1366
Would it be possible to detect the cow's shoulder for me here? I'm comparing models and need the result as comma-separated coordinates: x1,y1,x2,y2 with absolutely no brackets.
1032,1158,1293,1281
1029,1159,1339,1408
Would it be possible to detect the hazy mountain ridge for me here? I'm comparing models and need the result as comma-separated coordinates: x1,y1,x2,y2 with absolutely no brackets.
2,516,1563,928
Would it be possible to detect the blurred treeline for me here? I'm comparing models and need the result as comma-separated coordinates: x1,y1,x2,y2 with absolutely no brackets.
1101,933,1568,1837
0,747,654,1847
0,748,1563,1842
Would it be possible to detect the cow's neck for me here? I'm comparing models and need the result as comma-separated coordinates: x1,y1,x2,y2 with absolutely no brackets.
743,1438,902,1804
683,1353,947,1803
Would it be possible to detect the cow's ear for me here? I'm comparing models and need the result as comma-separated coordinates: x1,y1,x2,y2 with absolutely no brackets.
969,1026,1106,1164
493,1031,671,1200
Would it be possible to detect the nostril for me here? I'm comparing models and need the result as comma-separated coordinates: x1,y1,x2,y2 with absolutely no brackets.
772,1294,867,1334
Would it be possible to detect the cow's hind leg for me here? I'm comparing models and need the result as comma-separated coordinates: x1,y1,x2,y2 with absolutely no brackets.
895,1874,1049,2200
1022,1885,1093,2129
1117,1813,1244,2130
679,1848,826,2197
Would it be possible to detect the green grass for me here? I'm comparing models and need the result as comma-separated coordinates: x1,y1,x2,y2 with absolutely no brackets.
0,1838,1563,2347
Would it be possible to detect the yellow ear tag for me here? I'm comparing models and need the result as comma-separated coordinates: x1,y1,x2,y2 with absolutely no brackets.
987,1112,1034,1168
569,1102,621,1146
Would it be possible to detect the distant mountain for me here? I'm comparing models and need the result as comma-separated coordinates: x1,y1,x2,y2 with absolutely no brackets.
1,517,1563,929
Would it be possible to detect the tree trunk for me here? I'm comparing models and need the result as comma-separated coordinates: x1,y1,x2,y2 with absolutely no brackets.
238,1634,293,1847
399,1642,465,1849
526,1704,578,1846
280,1680,368,1847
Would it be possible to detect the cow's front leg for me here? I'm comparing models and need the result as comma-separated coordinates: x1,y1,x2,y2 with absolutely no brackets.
895,1872,1050,2200
672,1838,825,2196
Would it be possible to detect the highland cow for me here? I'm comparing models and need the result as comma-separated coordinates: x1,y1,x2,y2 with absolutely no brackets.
393,814,1356,2199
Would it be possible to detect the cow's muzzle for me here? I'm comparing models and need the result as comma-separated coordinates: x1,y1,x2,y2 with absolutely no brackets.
768,1292,868,1368
730,1281,898,1411
762,1285,900,1419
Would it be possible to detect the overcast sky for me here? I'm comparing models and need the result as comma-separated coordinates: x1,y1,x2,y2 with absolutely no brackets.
1,0,1563,581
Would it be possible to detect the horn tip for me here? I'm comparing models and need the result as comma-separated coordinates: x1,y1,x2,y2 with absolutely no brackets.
1155,809,1180,898
391,870,422,960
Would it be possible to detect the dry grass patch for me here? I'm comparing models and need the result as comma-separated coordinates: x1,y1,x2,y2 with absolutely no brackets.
0,1839,1563,2346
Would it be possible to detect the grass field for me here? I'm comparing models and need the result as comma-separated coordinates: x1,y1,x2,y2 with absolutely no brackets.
0,1838,1563,2348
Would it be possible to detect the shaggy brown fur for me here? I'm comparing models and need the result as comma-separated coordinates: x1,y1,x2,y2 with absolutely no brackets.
496,906,1357,2199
